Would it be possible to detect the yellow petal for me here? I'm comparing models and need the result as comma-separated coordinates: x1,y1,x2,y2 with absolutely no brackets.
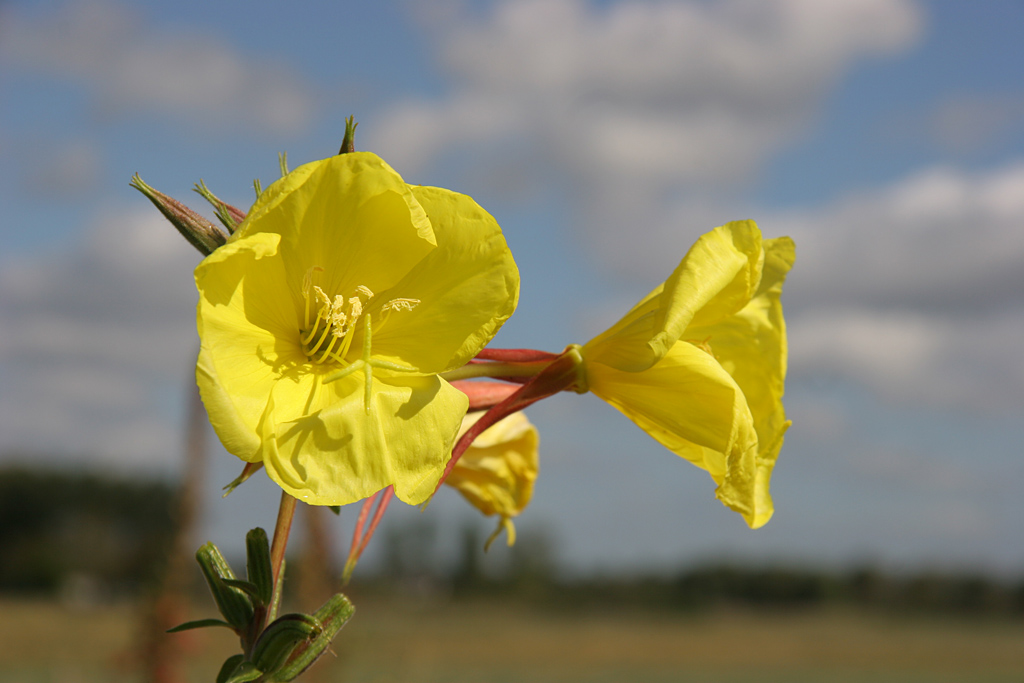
260,373,469,506
369,186,520,373
584,220,763,372
195,232,302,461
446,411,539,520
236,152,437,305
587,340,765,526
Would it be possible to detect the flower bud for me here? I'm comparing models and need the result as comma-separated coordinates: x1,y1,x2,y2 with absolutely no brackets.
131,174,227,255
251,613,322,675
195,542,255,631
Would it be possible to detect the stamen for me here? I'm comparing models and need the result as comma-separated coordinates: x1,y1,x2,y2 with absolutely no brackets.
307,322,332,355
301,311,324,345
302,266,324,328
317,332,340,363
355,285,374,300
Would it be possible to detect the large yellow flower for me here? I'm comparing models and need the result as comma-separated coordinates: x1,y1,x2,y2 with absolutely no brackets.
581,220,793,528
446,411,539,549
195,153,519,506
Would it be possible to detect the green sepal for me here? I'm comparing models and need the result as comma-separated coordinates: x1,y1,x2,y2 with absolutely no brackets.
252,613,322,676
223,660,263,683
245,527,274,607
267,594,355,682
223,462,264,497
166,618,234,633
328,505,341,516
338,115,358,154
196,542,255,630
216,655,246,683
193,179,245,234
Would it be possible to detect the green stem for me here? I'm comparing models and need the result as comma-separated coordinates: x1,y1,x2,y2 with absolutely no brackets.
440,360,551,382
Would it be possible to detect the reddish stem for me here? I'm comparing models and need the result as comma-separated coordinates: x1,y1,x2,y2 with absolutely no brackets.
451,380,520,410
269,491,297,614
475,348,560,362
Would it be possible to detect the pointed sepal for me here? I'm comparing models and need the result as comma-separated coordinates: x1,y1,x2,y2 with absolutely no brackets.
194,179,246,233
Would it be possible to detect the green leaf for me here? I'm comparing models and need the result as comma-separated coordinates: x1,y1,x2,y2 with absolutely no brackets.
166,618,234,633
223,660,263,683
216,655,246,683
328,505,341,515
245,527,274,606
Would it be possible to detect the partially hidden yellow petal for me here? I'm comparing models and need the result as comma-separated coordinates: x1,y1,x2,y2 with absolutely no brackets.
446,411,539,521
235,152,437,308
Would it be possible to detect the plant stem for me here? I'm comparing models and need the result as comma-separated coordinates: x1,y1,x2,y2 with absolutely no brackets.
269,491,298,617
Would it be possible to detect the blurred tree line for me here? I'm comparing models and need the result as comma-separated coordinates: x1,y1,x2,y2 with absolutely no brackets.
359,519,1024,619
5,464,1024,619
0,466,175,596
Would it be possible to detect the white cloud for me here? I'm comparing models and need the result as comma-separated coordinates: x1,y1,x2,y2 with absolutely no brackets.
373,0,921,188
778,164,1024,314
788,308,1024,410
0,207,203,468
0,0,316,133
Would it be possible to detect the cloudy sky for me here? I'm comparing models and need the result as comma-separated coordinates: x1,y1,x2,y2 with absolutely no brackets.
2,0,1023,575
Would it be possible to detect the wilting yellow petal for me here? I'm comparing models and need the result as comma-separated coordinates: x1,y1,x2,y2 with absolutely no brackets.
584,221,763,373
579,220,792,528
446,411,539,547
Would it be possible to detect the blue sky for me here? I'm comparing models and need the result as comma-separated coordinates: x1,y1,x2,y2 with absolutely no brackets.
2,0,1023,576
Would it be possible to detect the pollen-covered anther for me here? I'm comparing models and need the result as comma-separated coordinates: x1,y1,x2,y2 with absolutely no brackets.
382,298,420,313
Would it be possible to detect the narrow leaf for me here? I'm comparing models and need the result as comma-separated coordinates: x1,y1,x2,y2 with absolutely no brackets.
166,618,234,633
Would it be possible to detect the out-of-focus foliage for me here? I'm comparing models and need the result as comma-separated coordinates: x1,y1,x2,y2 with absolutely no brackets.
0,465,175,595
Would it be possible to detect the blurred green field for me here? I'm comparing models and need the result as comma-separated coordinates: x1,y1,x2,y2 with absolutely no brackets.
2,595,1024,683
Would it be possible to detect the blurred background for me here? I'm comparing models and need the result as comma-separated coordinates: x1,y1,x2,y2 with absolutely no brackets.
2,1,1024,681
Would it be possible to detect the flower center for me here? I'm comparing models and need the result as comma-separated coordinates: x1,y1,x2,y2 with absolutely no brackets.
300,267,422,413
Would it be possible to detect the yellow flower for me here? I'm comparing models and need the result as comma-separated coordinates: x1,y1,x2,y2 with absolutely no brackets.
446,411,539,549
581,220,793,528
195,152,519,506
